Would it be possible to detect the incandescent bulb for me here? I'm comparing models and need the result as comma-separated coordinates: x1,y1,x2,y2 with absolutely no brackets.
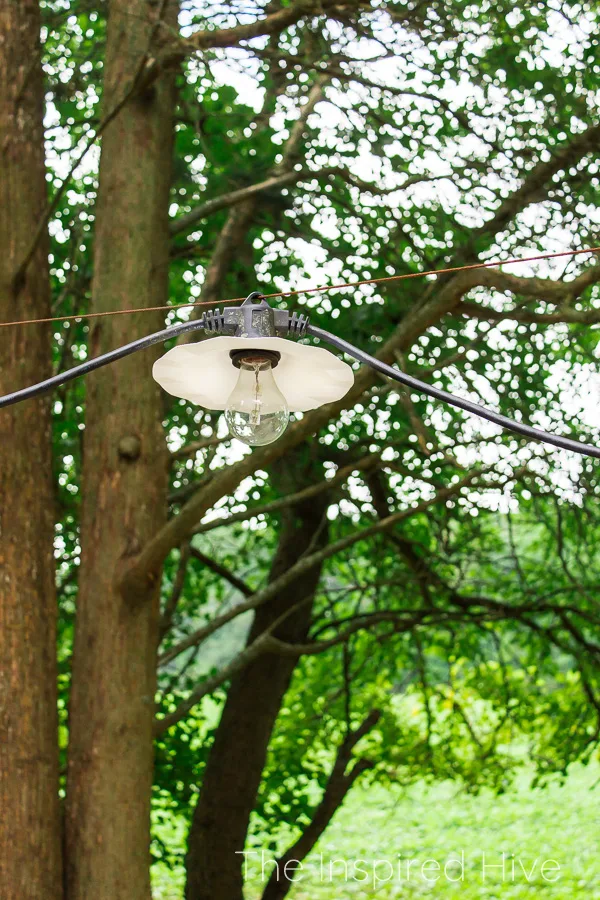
224,355,289,446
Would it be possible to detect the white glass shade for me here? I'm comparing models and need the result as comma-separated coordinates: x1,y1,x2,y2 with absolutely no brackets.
152,336,354,412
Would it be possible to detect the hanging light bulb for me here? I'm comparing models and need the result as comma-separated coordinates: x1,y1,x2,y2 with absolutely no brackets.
224,352,289,446
151,295,355,447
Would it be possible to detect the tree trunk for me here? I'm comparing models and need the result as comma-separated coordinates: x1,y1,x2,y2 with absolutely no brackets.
0,3,62,898
65,3,179,899
185,456,329,900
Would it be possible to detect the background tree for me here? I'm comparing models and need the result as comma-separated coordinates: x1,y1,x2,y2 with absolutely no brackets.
0,3,61,897
1,2,599,900
64,3,178,897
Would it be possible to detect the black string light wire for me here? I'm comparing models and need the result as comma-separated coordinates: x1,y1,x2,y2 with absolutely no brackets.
1,246,599,458
306,325,600,459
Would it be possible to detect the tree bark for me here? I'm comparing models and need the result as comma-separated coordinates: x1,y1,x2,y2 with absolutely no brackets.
0,3,62,899
65,3,179,899
185,456,330,900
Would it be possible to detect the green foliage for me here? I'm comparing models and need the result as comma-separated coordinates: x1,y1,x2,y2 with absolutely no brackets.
40,0,600,895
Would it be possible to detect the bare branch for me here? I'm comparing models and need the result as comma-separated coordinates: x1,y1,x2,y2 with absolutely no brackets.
157,470,486,668
169,169,325,236
463,263,600,305
468,123,600,249
459,302,600,325
171,436,223,459
261,710,381,900
159,543,191,639
189,546,253,597
193,453,379,536
155,631,274,734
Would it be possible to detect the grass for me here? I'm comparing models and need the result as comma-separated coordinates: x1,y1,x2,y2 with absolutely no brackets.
153,761,600,899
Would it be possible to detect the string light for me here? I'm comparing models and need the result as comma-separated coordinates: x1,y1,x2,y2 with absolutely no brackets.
2,254,599,458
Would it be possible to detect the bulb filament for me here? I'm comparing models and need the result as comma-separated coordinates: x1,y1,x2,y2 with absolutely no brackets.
250,362,262,426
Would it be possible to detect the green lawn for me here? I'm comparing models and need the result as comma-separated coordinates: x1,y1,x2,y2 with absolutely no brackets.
153,762,600,899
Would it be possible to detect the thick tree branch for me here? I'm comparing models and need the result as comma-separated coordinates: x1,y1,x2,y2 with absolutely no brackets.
459,301,600,325
143,0,361,87
182,1,345,51
458,263,600,305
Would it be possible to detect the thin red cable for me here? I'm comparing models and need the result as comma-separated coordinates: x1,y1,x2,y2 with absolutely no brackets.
1,245,599,329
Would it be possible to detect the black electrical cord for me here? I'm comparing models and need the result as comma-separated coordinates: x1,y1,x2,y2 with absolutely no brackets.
306,324,600,460
1,313,598,460
0,318,207,409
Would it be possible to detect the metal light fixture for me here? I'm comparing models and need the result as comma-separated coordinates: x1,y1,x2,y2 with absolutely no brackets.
1,291,599,460
152,294,353,446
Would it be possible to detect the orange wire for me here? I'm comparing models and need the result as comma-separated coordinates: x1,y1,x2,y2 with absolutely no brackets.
2,245,599,329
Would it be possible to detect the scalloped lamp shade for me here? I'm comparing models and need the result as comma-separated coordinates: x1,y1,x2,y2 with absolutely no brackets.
152,336,355,412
